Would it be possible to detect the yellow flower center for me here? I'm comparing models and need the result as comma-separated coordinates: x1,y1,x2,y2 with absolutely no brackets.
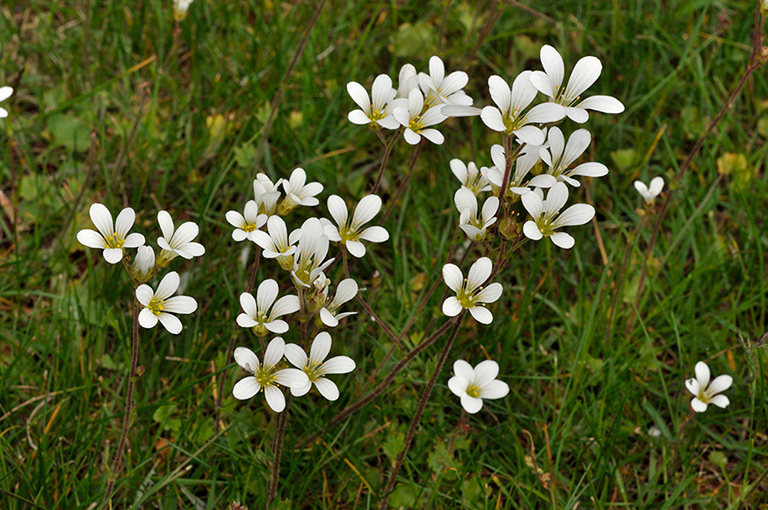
104,232,125,249
148,297,165,316
408,116,424,132
242,223,258,233
466,385,481,398
303,361,324,383
370,108,384,122
456,283,480,309
255,367,278,389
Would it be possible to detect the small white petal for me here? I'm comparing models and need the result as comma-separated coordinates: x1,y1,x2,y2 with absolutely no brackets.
157,313,183,334
233,377,261,400
442,264,463,292
460,394,484,414
709,394,730,409
468,306,493,324
264,385,286,412
234,347,260,373
691,398,708,413
549,232,575,249
448,375,469,397
321,356,356,374
314,378,340,401
442,296,463,317
139,308,159,329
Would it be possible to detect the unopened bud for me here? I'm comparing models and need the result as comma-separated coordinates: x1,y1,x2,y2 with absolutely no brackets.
131,245,155,283
498,217,520,240
173,0,194,21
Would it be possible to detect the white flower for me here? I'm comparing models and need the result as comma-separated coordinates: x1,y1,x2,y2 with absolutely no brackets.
131,245,155,282
418,56,472,107
284,332,356,400
346,75,404,130
136,271,197,334
319,278,358,327
156,210,205,266
521,182,595,249
291,218,332,288
325,194,389,258
76,203,145,264
0,86,13,118
442,257,503,324
393,89,447,145
395,64,419,99
454,188,499,242
482,143,556,198
448,359,509,414
634,177,664,204
173,0,194,20
278,168,324,214
685,361,732,413
237,279,299,335
480,73,564,145
232,339,310,412
539,127,608,187
253,173,283,217
251,215,302,271
530,44,625,123
226,200,266,242
450,159,491,195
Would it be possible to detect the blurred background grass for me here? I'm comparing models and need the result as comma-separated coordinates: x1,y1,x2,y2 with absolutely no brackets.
1,0,767,508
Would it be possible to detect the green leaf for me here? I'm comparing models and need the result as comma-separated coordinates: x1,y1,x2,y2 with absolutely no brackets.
382,431,405,462
610,148,638,172
47,114,91,152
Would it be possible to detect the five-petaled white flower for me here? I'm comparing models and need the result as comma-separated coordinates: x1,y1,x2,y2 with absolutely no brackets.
418,55,472,107
252,215,302,270
226,200,266,242
539,127,608,187
232,339,310,412
237,279,300,336
319,278,358,327
521,182,595,249
442,257,503,324
454,188,499,242
278,168,324,214
450,159,491,196
325,194,389,258
685,361,732,413
480,73,564,145
346,75,404,130
448,359,510,414
395,64,419,99
284,332,356,401
76,203,145,264
156,210,205,266
0,86,13,118
530,44,625,124
634,177,664,204
393,89,447,145
136,271,197,334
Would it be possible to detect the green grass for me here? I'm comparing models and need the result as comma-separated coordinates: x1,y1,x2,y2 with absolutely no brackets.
2,0,768,508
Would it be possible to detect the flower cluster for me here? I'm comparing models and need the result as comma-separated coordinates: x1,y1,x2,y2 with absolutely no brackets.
233,333,356,411
77,203,204,334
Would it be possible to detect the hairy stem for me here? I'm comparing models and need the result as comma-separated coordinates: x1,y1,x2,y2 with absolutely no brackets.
381,140,424,223
104,298,141,502
379,311,466,509
370,130,401,195
266,395,292,508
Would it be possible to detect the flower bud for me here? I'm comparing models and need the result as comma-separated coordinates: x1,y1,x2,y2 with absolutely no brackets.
498,217,520,241
131,246,155,283
173,0,194,21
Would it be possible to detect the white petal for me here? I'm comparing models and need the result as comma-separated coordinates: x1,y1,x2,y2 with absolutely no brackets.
371,74,394,109
162,296,197,314
271,294,300,317
525,102,565,124
135,285,154,306
77,229,107,249
234,347,260,373
695,362,711,387
352,195,382,227
89,203,114,238
442,264,463,292
327,195,349,227
466,257,492,292
290,381,312,397
155,271,180,300
549,232,575,249
556,204,595,227
345,240,366,258
419,128,444,145
114,208,136,240
314,378,340,401
708,374,733,395
460,394,484,414
123,233,145,249
0,86,13,102
403,128,421,145
563,106,589,124
442,296,463,317
453,360,474,381
239,292,258,318
283,344,308,369
157,210,175,241
685,378,701,396
333,279,358,305
545,183,569,214
480,380,509,400
157,313,183,334
236,314,258,328
139,308,158,329
521,190,544,219
321,356,356,374
264,319,289,334
648,176,664,195
468,306,493,324
523,221,543,241
571,162,608,178
476,282,503,304
348,110,371,125
309,332,332,364
359,226,389,243
576,95,624,114
565,56,602,98
103,248,124,264
448,375,469,397
346,81,370,112
691,398,708,413
263,337,285,368
256,279,279,313
514,125,545,146
273,368,310,389
540,45,564,90
488,75,511,113
264,385,286,412
474,360,499,387
480,106,506,132
320,308,339,327
709,394,730,409
233,377,261,400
